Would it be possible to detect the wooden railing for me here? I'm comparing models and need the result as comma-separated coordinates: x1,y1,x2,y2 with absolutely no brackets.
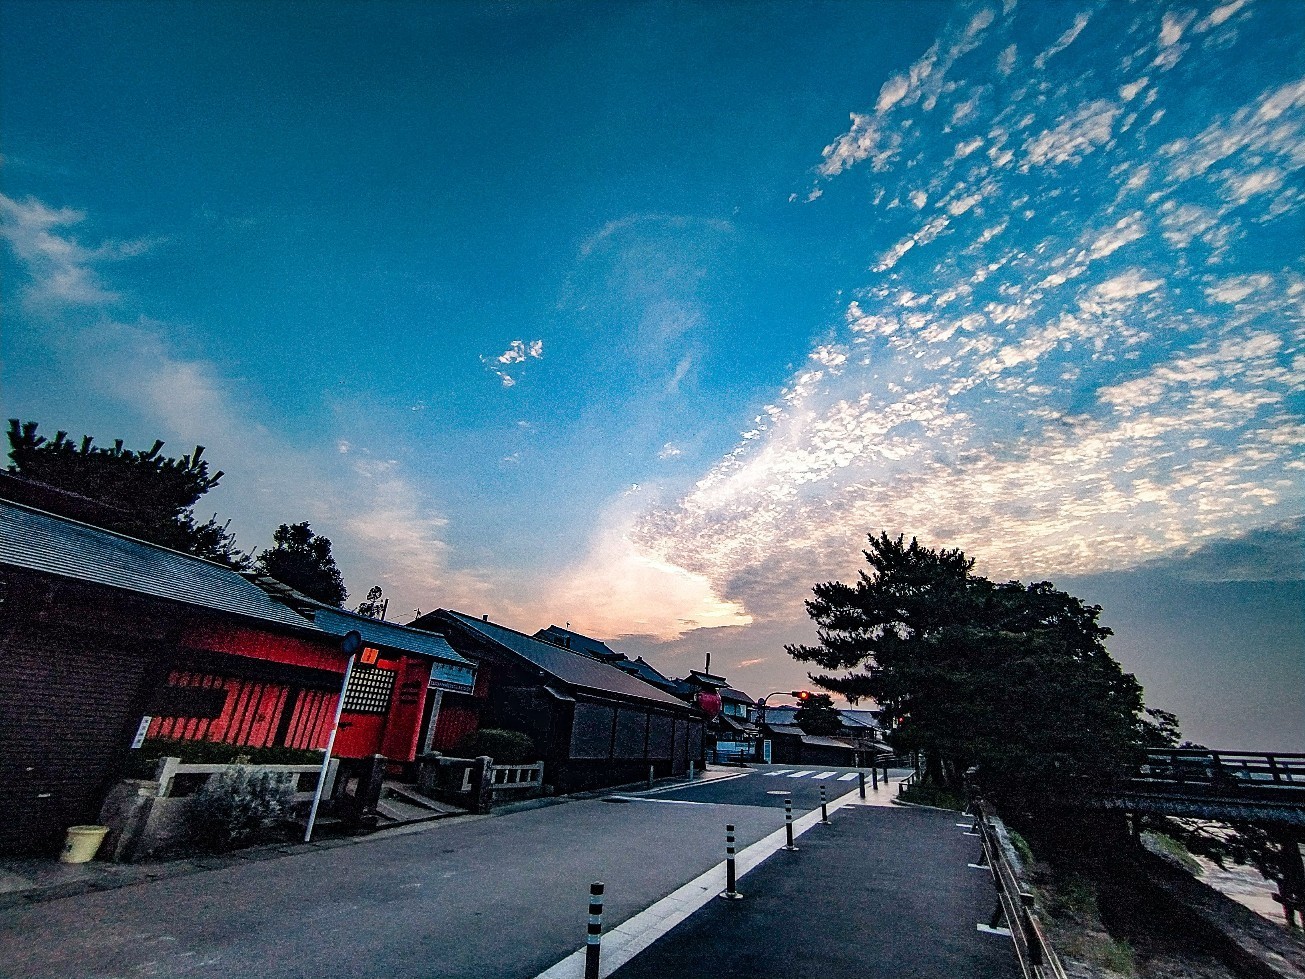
973,800,1068,979
1136,750,1305,790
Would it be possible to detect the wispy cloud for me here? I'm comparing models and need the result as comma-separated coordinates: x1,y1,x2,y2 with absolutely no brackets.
482,338,544,387
562,0,1305,638
0,193,156,307
1,192,494,618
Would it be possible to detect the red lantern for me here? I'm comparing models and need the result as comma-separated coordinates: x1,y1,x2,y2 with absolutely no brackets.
696,691,722,718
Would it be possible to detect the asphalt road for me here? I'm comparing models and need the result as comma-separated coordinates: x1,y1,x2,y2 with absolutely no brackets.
0,765,1011,979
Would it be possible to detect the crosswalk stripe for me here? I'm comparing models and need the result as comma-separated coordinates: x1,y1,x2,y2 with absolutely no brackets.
837,773,858,781
810,772,837,780
786,770,813,778
762,770,792,777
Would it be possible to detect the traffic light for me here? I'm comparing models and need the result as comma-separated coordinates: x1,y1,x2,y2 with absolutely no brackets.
792,690,812,701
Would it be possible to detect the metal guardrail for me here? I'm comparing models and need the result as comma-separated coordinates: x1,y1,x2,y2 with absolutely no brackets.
973,800,1068,979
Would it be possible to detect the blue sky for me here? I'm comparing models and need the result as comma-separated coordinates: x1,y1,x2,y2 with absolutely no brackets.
2,0,1301,748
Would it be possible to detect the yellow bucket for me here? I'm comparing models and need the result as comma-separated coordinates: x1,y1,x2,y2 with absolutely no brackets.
59,825,109,864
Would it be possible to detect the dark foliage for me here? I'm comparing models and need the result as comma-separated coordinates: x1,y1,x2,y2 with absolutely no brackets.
453,728,538,764
255,521,348,607
787,532,1145,810
792,692,843,735
6,418,248,567
355,585,386,619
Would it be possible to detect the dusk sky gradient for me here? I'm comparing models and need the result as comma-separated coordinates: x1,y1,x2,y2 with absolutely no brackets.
2,0,1301,749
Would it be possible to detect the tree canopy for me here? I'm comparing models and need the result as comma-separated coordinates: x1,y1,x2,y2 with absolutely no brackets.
6,418,246,566
787,532,1145,808
792,692,843,736
255,522,348,607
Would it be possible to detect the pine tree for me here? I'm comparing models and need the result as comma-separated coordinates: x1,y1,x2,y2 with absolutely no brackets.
255,522,348,607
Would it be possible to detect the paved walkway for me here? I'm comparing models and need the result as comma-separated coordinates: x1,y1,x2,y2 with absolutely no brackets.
605,803,1019,979
533,778,1019,979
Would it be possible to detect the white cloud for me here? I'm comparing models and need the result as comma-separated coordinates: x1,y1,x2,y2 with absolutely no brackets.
0,193,155,307
1033,11,1092,70
1023,100,1121,167
659,443,683,460
483,338,544,386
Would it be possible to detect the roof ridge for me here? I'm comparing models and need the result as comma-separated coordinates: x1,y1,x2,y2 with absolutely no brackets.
0,496,244,572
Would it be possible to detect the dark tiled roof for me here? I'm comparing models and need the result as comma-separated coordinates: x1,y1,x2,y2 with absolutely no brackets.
838,710,883,730
623,656,676,689
0,499,319,633
440,611,690,710
720,686,755,704
312,607,472,666
534,625,620,660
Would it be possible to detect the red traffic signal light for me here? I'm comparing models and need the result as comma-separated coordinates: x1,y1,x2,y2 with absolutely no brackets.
792,690,811,701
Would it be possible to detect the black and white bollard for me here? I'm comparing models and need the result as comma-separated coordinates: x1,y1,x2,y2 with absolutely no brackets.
719,823,743,900
647,764,655,789
585,881,604,979
784,797,798,851
859,770,867,799
689,761,695,780
871,765,878,790
820,785,830,824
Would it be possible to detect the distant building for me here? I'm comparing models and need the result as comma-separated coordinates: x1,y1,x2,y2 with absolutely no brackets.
418,611,704,793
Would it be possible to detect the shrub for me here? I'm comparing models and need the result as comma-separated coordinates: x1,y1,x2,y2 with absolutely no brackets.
453,728,537,763
188,765,295,852
125,739,322,778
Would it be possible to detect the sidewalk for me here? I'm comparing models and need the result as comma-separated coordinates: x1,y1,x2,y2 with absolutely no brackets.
542,795,1020,979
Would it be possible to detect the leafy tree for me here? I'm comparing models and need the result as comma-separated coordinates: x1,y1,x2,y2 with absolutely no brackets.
787,532,1145,809
255,522,348,607
6,418,247,567
792,693,844,736
354,585,387,619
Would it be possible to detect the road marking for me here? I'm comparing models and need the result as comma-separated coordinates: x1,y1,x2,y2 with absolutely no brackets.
533,782,868,979
786,771,813,778
837,773,859,781
967,863,990,870
605,796,718,807
640,771,752,795
761,770,792,777
810,771,836,780
977,924,1012,937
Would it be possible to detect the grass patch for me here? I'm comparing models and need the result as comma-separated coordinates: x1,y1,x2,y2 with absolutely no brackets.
1007,828,1035,866
1140,831,1203,876
898,782,966,810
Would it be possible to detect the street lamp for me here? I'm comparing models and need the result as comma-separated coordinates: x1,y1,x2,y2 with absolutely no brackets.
755,690,811,727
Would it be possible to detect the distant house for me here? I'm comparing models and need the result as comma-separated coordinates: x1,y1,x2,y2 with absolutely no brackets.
534,625,681,696
0,497,473,854
417,611,705,793
762,723,862,767
711,686,760,760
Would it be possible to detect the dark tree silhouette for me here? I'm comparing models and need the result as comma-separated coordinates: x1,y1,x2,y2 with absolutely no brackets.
792,693,843,736
6,418,247,567
355,585,386,619
255,522,348,607
787,532,1145,808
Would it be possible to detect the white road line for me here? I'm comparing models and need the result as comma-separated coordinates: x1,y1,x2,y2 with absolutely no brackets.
837,773,859,781
605,797,718,807
785,770,813,778
810,772,836,780
533,782,867,979
640,771,752,796
761,770,792,777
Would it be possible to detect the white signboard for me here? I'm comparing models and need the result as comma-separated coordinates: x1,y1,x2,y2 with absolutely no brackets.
131,716,152,749
762,739,772,764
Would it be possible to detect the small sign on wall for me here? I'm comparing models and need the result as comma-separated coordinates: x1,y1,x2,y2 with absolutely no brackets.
131,716,152,749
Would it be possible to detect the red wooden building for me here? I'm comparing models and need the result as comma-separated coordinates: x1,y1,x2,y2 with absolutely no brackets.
0,497,474,854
